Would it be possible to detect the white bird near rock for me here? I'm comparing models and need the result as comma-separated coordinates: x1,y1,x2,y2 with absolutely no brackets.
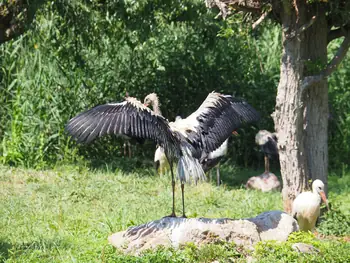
292,179,330,231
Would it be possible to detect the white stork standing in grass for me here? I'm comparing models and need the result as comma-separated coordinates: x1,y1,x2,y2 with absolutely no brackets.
292,179,330,231
255,130,279,174
65,92,260,217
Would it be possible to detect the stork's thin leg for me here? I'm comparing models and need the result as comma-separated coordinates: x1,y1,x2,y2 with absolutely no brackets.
168,161,176,217
123,142,127,157
264,155,269,174
181,183,187,218
216,164,220,186
128,141,132,158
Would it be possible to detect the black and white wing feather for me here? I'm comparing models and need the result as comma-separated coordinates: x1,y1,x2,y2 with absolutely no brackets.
65,97,180,157
172,92,260,156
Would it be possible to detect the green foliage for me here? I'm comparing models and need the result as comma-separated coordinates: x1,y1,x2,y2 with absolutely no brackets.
0,165,277,262
328,39,350,168
254,231,350,263
0,165,349,262
0,0,277,168
1,0,350,170
317,208,350,237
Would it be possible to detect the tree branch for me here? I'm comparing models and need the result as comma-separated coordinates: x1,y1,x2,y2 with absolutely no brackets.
252,10,270,30
205,0,262,19
301,31,350,92
0,1,46,45
328,25,350,43
298,16,316,35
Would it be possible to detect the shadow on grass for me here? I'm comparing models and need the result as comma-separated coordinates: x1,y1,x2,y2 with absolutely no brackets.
0,240,12,261
73,137,158,176
206,161,281,189
0,238,72,261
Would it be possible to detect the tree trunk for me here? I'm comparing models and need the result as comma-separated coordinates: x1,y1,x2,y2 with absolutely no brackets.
273,2,330,212
272,2,309,213
302,6,328,194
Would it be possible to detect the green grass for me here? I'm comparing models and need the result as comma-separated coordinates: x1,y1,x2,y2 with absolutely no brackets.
0,164,349,262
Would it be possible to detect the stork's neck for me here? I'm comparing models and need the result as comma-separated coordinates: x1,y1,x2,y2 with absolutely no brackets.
312,185,319,195
151,98,162,115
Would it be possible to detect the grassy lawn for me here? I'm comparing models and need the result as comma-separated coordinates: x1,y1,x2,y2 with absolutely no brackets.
0,164,349,262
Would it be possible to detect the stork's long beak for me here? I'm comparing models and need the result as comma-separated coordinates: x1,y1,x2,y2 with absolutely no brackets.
320,191,330,211
144,103,149,107
232,131,238,136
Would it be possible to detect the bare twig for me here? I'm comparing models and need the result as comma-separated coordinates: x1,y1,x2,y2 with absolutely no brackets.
252,11,270,30
301,31,350,92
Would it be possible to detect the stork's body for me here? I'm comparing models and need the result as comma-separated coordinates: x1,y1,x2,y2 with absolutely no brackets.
153,113,230,186
255,130,278,174
154,146,169,174
201,138,228,186
292,179,329,231
65,92,260,217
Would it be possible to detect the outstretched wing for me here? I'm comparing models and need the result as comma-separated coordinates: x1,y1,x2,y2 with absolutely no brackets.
172,92,260,155
65,97,180,157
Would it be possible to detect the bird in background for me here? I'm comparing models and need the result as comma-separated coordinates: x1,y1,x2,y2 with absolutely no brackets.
65,92,260,217
255,130,279,174
292,179,330,231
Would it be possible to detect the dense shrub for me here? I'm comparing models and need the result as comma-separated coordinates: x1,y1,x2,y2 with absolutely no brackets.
0,0,277,168
0,0,349,170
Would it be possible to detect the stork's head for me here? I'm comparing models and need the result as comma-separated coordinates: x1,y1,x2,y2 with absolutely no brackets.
312,179,329,211
144,93,159,107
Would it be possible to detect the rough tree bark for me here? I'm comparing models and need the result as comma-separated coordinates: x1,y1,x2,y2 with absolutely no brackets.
302,5,328,193
205,0,350,213
0,0,45,44
273,2,329,212
271,1,310,213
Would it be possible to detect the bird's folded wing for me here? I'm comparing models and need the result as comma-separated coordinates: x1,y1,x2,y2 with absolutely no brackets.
263,137,279,156
65,97,180,156
183,92,260,154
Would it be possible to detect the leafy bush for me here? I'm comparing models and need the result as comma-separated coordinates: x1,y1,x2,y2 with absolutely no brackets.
1,0,350,170
0,0,277,168
317,208,350,237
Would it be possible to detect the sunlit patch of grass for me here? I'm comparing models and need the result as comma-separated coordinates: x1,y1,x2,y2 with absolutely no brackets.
254,232,350,263
0,165,348,262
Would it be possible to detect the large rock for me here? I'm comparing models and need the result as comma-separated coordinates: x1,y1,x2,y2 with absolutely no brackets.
108,210,298,254
246,172,281,192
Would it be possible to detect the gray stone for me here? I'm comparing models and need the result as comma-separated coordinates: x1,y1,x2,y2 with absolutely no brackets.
248,210,299,242
108,210,298,255
292,242,320,254
246,173,281,192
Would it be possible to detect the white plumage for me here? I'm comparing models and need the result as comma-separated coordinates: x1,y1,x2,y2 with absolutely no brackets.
207,139,228,159
292,179,329,231
154,146,169,174
66,92,260,217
